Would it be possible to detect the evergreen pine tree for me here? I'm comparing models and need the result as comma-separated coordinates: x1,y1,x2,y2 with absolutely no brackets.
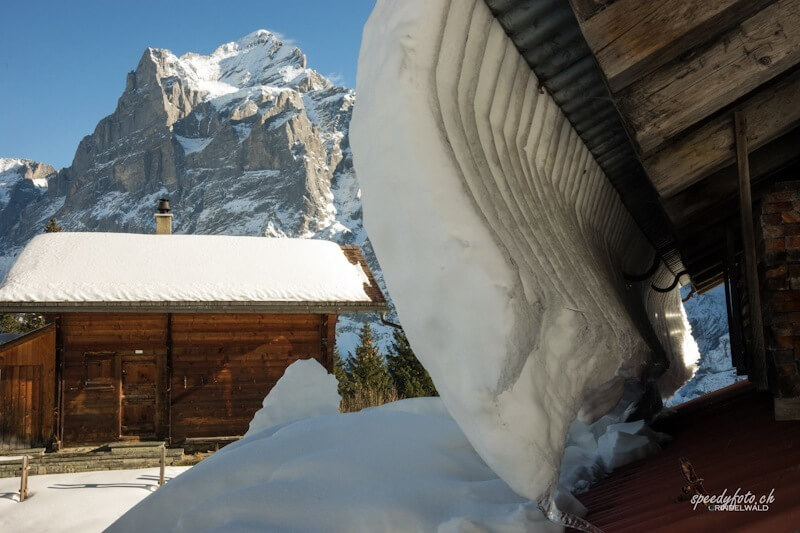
387,328,438,398
348,323,393,396
0,313,44,334
44,218,63,233
0,314,20,333
332,345,355,399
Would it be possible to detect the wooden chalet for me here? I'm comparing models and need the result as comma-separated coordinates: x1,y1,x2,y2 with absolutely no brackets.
0,218,386,449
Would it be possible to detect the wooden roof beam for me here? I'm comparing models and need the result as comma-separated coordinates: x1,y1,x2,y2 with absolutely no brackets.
663,126,800,228
645,69,800,197
577,0,769,93
618,0,800,155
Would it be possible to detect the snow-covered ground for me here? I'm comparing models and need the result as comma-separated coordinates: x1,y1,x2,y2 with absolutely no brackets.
0,361,668,532
108,360,666,532
0,466,191,533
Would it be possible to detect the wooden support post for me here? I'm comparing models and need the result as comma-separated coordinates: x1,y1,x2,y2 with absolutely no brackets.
723,263,740,370
320,315,329,371
55,315,64,448
166,313,173,447
19,455,29,502
735,112,768,389
159,443,166,487
725,226,747,375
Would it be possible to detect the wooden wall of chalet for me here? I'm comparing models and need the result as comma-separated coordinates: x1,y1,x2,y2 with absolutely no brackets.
59,312,336,446
170,313,336,442
0,325,56,449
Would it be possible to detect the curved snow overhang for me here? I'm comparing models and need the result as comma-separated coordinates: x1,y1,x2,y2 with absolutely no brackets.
483,0,686,279
351,0,699,503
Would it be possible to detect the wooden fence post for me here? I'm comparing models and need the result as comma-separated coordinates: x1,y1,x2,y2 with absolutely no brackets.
19,456,29,502
159,444,166,487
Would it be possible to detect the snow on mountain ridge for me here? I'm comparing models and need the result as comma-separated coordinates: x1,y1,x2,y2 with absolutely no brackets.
0,158,26,174
152,29,328,108
669,285,744,405
0,158,53,209
0,158,54,188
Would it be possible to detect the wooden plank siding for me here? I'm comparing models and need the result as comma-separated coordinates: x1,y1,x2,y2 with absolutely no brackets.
0,325,56,449
60,314,168,445
52,312,336,446
169,313,334,442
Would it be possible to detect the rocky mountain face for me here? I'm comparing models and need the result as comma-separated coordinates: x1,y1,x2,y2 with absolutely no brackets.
0,30,379,354
0,159,57,273
668,285,743,405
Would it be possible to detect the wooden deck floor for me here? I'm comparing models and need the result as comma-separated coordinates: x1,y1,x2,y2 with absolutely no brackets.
575,381,800,532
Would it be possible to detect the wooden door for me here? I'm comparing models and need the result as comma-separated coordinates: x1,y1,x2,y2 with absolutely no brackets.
0,325,55,450
120,358,156,437
0,366,42,449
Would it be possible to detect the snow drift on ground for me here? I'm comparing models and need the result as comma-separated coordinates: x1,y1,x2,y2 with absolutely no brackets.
246,358,340,436
350,0,696,503
0,233,374,304
110,360,667,532
0,466,190,533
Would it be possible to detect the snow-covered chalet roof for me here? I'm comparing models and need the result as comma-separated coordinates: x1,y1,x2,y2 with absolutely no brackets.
0,233,386,313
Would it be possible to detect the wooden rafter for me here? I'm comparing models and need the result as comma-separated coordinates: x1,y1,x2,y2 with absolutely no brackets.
664,127,800,230
645,68,800,198
618,0,800,155
578,0,769,93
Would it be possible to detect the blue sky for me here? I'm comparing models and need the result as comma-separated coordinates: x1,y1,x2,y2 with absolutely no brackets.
0,0,376,169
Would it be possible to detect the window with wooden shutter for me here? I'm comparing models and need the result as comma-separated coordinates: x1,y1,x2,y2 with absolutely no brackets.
84,352,115,390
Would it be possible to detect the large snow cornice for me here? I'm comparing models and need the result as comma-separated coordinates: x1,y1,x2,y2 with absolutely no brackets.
351,0,698,503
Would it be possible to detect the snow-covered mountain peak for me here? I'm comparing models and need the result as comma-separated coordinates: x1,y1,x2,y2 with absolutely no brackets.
146,29,328,109
0,158,22,174
0,158,54,229
0,158,54,190
212,29,296,61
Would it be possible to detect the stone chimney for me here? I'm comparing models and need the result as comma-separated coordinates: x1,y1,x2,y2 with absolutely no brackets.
155,198,172,235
